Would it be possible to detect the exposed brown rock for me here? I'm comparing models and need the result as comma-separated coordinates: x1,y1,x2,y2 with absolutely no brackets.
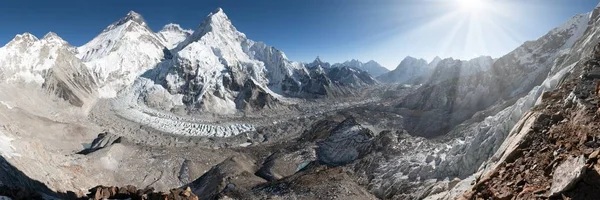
463,43,600,200
87,185,198,200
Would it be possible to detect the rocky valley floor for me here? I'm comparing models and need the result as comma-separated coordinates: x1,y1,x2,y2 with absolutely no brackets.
4,3,600,200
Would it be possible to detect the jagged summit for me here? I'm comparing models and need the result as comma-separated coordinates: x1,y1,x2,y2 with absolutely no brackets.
103,10,150,32
175,7,238,50
331,59,389,77
42,32,59,40
213,7,224,14
3,33,38,50
77,10,167,98
307,56,331,69
10,32,38,43
127,10,141,17
315,56,323,62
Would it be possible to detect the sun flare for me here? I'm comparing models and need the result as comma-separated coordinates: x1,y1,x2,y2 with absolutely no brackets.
457,0,487,14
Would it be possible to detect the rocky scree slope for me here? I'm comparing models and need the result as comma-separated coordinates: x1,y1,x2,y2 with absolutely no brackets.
353,8,600,200
465,42,600,200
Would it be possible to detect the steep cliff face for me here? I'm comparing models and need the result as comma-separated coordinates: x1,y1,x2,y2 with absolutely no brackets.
396,13,589,138
464,41,600,200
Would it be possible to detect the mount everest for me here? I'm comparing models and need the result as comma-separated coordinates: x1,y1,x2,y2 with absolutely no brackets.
1,4,600,200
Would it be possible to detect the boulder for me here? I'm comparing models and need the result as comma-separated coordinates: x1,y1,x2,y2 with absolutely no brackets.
187,155,264,200
78,132,123,155
316,118,374,166
87,185,199,200
256,145,316,181
550,156,586,196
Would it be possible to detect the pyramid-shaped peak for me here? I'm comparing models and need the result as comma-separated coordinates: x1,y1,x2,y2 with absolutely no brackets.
127,10,142,17
315,56,323,62
103,10,149,32
430,56,442,63
41,32,70,45
174,8,242,50
42,32,60,40
213,7,225,15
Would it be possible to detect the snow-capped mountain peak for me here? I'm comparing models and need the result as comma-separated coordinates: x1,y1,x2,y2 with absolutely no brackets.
103,10,150,32
41,32,71,47
307,56,331,68
160,23,192,34
158,23,193,49
77,10,166,97
15,32,38,41
176,8,240,50
5,33,38,49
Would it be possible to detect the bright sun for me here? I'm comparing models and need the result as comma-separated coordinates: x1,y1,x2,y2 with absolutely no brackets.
457,0,486,14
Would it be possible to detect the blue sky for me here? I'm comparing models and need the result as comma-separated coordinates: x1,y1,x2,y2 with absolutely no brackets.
0,0,598,69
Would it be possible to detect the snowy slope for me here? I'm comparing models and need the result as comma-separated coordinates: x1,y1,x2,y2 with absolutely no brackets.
0,32,98,108
157,23,193,49
332,60,389,77
77,11,166,98
0,33,72,83
135,8,375,114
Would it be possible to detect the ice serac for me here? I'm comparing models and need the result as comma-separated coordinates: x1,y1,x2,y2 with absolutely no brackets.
376,56,431,84
77,10,166,98
157,23,193,49
0,32,98,109
332,59,389,77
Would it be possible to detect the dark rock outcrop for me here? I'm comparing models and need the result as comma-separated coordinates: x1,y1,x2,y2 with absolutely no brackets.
316,118,374,166
87,185,198,200
77,132,123,155
187,155,264,200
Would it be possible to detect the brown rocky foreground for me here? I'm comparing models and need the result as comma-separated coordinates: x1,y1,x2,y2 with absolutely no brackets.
0,185,198,200
462,44,600,199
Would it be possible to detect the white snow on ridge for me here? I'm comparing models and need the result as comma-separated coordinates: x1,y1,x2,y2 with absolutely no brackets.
554,12,592,50
0,130,20,159
77,12,166,98
158,23,193,49
0,101,13,109
0,32,75,84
